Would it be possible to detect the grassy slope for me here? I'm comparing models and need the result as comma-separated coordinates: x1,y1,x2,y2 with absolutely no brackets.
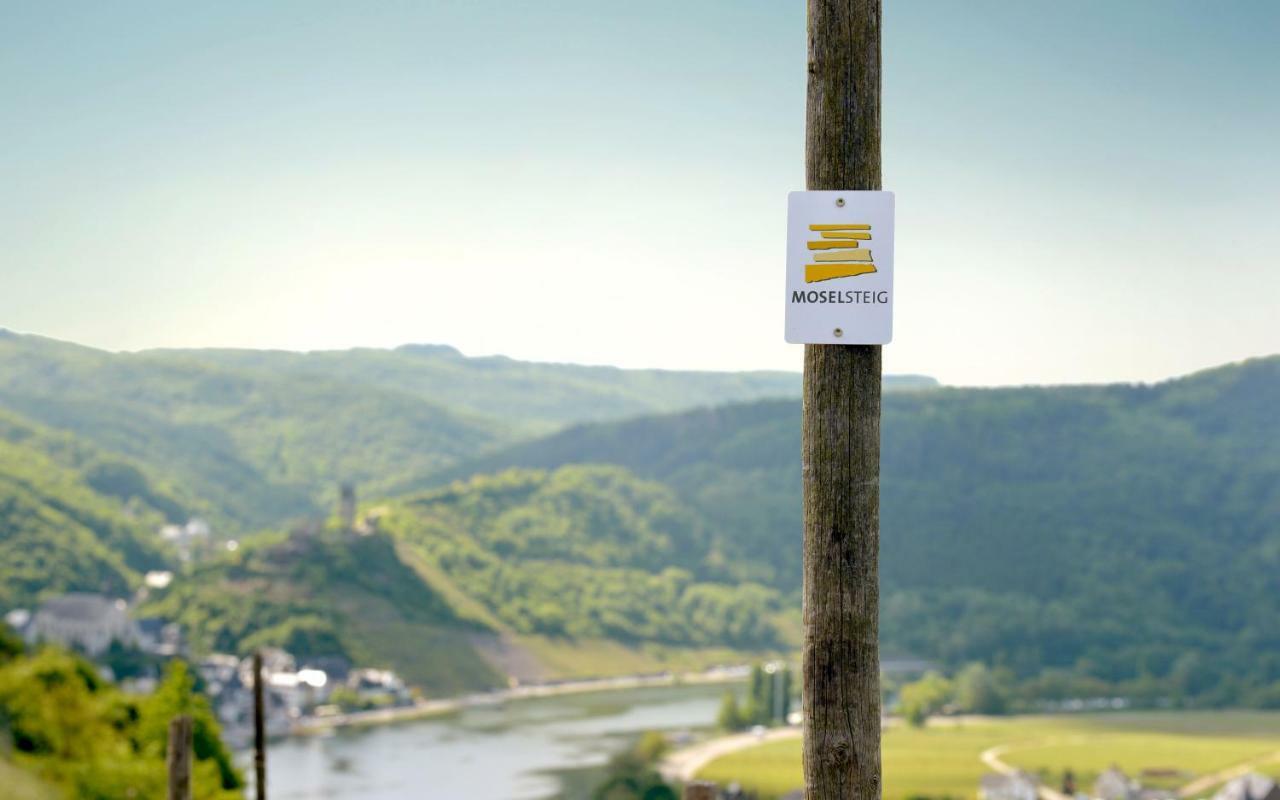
395,536,776,681
142,530,501,695
698,712,1280,800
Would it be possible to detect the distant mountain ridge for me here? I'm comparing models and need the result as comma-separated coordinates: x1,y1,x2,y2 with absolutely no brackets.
0,332,932,530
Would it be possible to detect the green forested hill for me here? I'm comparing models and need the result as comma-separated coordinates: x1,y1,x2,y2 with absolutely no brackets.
138,465,784,691
0,331,929,532
0,333,508,530
410,399,802,589
425,357,1280,703
381,465,783,648
0,411,175,608
5,323,1278,703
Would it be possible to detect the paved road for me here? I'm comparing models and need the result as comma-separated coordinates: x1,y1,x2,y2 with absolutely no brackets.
1177,750,1280,799
980,742,1072,800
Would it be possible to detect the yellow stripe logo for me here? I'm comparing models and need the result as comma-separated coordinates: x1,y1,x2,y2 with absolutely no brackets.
805,224,877,283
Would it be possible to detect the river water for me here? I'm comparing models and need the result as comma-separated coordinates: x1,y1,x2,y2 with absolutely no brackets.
260,683,728,800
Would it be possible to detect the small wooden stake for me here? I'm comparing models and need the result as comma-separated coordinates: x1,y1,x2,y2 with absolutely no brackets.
254,649,267,800
684,781,718,800
167,714,193,800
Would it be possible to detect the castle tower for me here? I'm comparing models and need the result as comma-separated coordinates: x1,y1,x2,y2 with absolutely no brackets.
339,483,356,531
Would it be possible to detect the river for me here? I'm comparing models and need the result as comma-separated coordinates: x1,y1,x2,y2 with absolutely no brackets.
259,683,729,799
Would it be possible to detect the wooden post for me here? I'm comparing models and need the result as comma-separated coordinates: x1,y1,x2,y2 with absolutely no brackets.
802,1,883,799
167,714,193,800
253,649,267,800
683,781,718,800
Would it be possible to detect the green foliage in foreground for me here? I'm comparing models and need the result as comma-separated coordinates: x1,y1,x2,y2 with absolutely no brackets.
384,465,784,649
0,634,241,800
698,712,1280,800
142,529,501,693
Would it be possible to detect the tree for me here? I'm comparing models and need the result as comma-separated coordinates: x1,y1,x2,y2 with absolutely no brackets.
899,671,953,727
0,622,23,664
592,731,677,800
779,664,794,722
717,690,743,731
953,662,1009,715
140,661,242,791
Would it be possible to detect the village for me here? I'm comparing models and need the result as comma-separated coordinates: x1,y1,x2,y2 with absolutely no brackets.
978,767,1280,800
3,580,413,749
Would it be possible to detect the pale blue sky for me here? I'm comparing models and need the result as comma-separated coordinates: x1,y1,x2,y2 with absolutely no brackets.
2,1,1277,385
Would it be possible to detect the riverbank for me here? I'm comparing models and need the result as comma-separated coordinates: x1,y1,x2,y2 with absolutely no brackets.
260,680,737,800
290,664,751,736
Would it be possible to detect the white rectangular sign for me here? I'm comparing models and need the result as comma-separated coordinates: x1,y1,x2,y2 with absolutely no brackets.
785,190,895,344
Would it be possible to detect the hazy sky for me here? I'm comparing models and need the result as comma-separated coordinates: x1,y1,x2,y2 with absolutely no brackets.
3,1,1277,385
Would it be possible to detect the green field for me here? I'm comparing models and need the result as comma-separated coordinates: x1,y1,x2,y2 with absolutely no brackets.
696,713,1280,800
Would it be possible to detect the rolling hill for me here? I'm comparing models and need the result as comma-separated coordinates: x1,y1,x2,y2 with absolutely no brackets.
0,333,505,531
142,464,788,693
5,325,1278,704
0,331,935,534
421,357,1280,703
0,411,176,609
380,465,783,648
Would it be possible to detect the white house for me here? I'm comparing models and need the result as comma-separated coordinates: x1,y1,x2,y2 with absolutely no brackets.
980,772,1039,800
1212,774,1280,800
1095,768,1139,800
28,593,139,656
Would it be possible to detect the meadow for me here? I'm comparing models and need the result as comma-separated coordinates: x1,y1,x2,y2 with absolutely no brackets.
696,712,1280,800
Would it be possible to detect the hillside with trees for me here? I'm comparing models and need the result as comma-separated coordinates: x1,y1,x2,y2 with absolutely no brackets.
2,326,1278,705
0,333,505,531
381,466,784,649
136,465,788,691
0,411,175,609
426,357,1280,705
0,331,932,533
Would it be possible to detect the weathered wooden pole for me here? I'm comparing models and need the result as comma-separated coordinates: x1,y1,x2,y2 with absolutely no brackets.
253,649,267,800
683,781,718,800
802,1,883,799
167,714,193,800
